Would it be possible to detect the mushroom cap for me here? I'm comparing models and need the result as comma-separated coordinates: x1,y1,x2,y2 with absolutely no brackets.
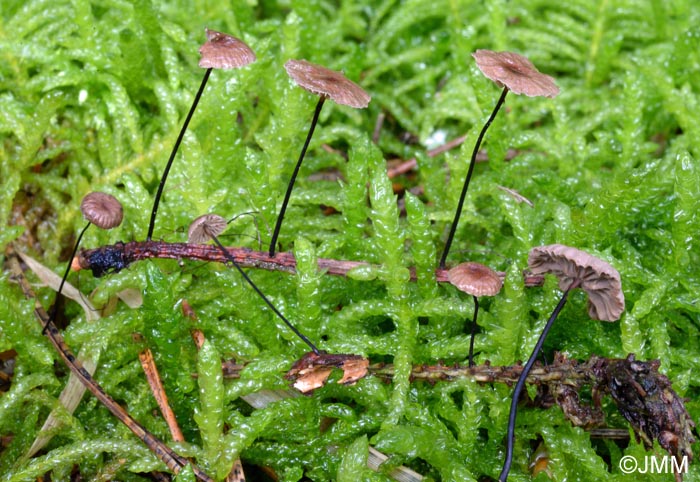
447,262,503,297
80,192,123,229
527,244,624,321
198,28,256,69
188,214,227,244
472,50,560,98
284,59,371,108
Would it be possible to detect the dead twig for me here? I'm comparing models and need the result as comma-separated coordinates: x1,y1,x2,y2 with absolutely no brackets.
137,345,185,442
76,241,545,287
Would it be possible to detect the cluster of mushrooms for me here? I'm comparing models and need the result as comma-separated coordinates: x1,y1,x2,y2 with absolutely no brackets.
51,29,634,482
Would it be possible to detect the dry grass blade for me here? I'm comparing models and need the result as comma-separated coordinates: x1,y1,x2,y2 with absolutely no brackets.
18,251,98,321
18,251,101,457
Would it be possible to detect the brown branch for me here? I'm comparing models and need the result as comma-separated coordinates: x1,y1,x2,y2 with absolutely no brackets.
6,246,214,482
76,241,545,287
233,351,696,469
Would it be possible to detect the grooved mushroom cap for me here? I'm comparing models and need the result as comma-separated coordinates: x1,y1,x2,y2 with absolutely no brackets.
472,50,560,98
447,262,503,297
284,59,371,108
80,192,123,229
527,244,625,321
188,214,227,244
198,28,256,69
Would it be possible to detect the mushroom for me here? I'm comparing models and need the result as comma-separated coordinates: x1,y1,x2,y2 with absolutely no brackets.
498,244,624,481
187,214,320,355
48,192,124,331
187,214,228,244
268,59,370,256
527,244,624,321
447,262,503,366
439,50,559,268
198,28,256,69
147,29,256,241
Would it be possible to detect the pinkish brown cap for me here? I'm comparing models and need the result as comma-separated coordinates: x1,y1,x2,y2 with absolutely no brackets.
188,214,227,244
472,50,560,98
198,28,256,69
528,244,624,321
447,262,503,297
284,59,371,108
80,192,123,229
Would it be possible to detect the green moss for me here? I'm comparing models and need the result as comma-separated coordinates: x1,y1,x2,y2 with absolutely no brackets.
2,0,699,480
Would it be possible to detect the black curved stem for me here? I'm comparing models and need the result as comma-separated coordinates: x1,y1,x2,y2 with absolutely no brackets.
210,234,321,355
147,68,213,241
268,95,327,257
44,222,91,333
498,279,579,481
468,295,479,367
439,86,509,269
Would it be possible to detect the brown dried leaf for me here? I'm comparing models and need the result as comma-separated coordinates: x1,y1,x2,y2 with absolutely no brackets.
286,352,369,393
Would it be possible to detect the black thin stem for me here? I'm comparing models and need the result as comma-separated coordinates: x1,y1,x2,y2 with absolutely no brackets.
44,222,91,333
468,295,479,367
147,68,213,241
498,279,579,481
268,95,327,257
439,86,509,269
210,234,321,354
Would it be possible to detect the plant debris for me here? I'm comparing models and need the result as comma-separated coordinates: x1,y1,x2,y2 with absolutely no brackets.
286,352,370,393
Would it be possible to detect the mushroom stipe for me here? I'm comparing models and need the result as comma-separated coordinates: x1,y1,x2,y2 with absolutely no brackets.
439,50,559,269
147,29,255,241
498,245,623,481
268,59,370,256
188,214,321,355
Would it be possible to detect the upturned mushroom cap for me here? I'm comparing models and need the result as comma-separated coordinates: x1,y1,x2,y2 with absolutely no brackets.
527,244,624,321
188,214,227,244
198,28,256,69
447,262,503,297
472,50,560,98
80,192,123,229
284,59,371,108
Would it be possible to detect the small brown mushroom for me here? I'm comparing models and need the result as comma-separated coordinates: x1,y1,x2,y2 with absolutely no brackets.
187,214,227,244
448,262,504,367
448,262,503,297
499,245,624,481
147,28,256,241
284,59,371,109
472,50,560,98
439,50,559,269
48,192,124,332
268,59,371,257
80,192,123,229
198,28,256,70
527,244,624,322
